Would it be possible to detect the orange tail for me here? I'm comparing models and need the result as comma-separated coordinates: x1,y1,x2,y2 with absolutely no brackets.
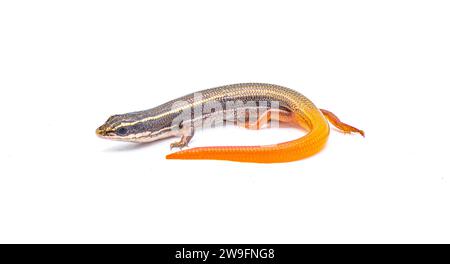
166,112,330,163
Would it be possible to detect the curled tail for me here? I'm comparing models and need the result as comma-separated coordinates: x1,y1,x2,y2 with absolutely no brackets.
166,108,364,163
166,112,330,163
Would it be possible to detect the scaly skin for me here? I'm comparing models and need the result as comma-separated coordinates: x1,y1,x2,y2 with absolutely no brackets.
97,83,364,163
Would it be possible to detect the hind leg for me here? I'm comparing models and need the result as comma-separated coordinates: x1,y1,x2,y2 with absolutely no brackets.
320,109,365,137
237,109,295,130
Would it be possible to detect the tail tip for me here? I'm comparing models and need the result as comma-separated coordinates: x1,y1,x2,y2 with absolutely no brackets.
359,130,365,137
166,153,176,159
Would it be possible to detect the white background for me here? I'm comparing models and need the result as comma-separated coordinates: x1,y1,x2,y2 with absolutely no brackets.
1,1,449,243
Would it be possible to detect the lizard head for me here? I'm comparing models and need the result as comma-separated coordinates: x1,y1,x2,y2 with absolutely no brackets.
96,112,179,143
96,113,153,142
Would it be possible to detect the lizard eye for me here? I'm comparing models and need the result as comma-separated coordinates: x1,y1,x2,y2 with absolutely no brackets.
116,127,128,136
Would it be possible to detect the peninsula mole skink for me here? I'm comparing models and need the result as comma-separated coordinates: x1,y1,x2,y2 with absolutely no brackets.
96,83,364,163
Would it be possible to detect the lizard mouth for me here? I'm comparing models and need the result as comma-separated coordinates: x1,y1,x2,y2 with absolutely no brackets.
96,126,113,138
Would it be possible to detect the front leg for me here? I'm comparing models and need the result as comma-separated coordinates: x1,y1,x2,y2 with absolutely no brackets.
170,135,194,150
170,123,195,150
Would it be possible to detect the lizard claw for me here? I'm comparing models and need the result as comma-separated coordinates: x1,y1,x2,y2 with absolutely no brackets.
170,142,188,150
